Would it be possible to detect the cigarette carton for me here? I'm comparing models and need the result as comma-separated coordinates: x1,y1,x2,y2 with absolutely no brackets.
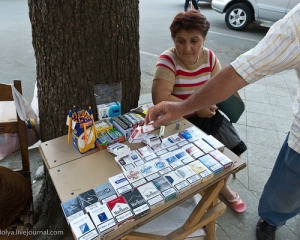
124,169,147,188
70,214,99,240
188,160,214,182
176,165,202,186
202,135,225,152
181,143,205,159
137,182,165,210
163,171,191,194
138,162,160,181
61,196,85,224
77,189,102,213
123,150,145,167
160,152,184,170
152,176,178,202
198,154,224,175
108,173,133,196
123,190,150,219
178,129,198,142
185,126,206,138
149,159,172,175
193,139,215,154
94,182,117,204
89,204,117,237
136,146,157,162
116,156,135,171
209,149,233,168
106,196,134,227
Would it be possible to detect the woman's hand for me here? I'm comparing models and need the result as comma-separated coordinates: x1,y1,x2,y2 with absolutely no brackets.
195,105,218,118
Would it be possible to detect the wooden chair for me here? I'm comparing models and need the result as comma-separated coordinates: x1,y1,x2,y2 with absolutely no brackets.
0,80,34,231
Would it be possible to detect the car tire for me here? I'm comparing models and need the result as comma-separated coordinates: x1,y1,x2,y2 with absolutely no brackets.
225,3,253,31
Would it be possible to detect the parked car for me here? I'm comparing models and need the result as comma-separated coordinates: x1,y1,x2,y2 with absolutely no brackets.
211,0,299,30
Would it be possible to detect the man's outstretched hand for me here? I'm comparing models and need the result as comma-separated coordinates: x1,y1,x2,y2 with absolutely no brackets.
144,101,187,128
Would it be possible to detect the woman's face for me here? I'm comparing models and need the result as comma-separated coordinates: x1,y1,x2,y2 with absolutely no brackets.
174,29,205,65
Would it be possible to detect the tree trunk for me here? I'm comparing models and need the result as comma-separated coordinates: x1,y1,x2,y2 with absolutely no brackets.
28,0,140,238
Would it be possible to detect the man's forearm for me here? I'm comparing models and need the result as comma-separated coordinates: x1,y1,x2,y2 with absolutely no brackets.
181,65,248,113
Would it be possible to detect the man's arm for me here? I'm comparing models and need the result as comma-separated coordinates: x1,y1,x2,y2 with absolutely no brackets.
145,65,248,127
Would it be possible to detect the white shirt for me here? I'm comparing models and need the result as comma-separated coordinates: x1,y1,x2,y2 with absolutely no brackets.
231,3,300,153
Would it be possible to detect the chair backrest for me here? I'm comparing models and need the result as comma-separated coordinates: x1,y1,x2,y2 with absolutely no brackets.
0,80,29,171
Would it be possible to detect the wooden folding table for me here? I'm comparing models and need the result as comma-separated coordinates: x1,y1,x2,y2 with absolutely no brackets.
39,119,246,240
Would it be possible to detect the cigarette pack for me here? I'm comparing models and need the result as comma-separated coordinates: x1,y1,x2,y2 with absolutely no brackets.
209,149,233,168
178,129,198,142
152,176,178,202
128,126,146,143
160,152,184,170
176,165,202,186
123,169,147,188
142,134,162,148
137,182,165,210
112,118,134,140
149,159,172,175
141,124,155,133
61,196,85,224
124,150,145,167
161,134,183,148
107,142,131,158
116,156,135,171
136,146,157,162
177,139,190,147
188,160,214,182
138,162,160,181
185,126,206,138
77,189,102,213
94,182,118,204
154,148,168,156
163,171,191,194
106,195,134,227
198,154,224,175
89,204,117,237
70,214,99,240
193,139,215,154
202,135,225,152
123,190,150,219
181,143,205,159
108,173,133,196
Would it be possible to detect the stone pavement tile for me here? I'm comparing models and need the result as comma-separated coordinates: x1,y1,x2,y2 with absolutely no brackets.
245,100,273,116
245,89,270,104
267,85,291,97
269,93,294,108
264,74,288,88
248,164,273,193
232,123,247,143
270,104,294,119
246,112,277,130
246,126,280,148
274,116,293,133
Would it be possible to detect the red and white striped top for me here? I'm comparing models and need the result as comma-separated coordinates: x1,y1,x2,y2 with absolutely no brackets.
154,47,221,100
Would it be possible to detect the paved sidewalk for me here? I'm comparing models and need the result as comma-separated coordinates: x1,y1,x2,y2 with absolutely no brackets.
138,69,300,239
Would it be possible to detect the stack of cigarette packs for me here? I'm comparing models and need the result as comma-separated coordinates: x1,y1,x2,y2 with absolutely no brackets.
61,124,235,239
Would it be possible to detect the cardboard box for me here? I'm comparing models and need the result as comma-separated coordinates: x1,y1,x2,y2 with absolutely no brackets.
70,214,99,240
137,182,165,210
123,190,151,219
106,196,134,227
93,182,118,204
108,173,133,196
61,196,85,224
89,204,117,237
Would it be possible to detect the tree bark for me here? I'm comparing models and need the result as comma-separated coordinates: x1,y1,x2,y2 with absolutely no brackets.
28,0,140,238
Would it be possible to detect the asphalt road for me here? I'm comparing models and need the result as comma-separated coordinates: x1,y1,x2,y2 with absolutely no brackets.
0,0,269,102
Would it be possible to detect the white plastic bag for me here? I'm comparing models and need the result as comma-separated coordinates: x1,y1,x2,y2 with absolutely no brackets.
0,83,40,160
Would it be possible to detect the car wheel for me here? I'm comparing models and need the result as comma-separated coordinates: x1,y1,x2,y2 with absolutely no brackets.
225,3,253,31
